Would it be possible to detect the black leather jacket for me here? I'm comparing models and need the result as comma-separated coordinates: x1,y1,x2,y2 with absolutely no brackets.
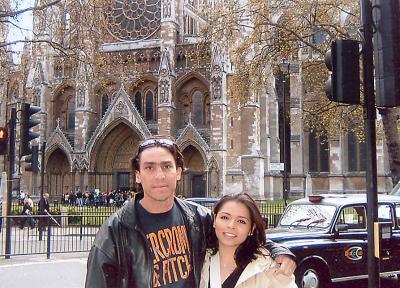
85,194,293,288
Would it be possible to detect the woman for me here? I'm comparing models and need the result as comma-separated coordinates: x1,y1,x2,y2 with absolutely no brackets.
200,193,297,288
19,195,35,229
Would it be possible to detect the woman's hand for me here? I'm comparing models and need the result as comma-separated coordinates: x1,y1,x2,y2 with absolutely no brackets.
271,255,296,276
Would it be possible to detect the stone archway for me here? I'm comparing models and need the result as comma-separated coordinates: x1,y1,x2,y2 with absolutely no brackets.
91,122,142,193
181,145,206,198
46,148,71,199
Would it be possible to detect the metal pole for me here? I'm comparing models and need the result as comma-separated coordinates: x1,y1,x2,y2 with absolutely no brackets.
360,0,380,287
40,142,45,211
282,73,288,205
47,219,51,259
39,142,46,241
5,108,16,259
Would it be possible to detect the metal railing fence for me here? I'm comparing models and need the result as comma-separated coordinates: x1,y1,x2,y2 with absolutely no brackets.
10,202,120,216
0,214,108,258
2,200,287,258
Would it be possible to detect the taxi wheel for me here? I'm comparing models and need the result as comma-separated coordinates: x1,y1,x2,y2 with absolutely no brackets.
296,264,329,288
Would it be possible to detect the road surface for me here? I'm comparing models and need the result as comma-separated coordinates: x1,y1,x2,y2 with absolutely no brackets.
0,252,88,288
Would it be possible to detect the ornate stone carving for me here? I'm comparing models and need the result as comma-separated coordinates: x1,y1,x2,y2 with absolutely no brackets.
213,65,221,74
160,68,168,77
159,79,170,103
105,0,161,41
163,0,171,18
115,100,128,114
33,87,41,106
77,87,85,107
211,75,222,100
72,153,89,171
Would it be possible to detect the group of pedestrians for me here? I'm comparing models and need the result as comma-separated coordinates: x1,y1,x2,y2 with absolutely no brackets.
86,137,298,288
19,193,50,230
61,189,134,208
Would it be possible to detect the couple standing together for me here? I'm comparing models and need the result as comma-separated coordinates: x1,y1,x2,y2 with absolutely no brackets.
86,137,297,288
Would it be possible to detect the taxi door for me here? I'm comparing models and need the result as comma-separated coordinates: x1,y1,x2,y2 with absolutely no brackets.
334,205,368,278
378,204,400,273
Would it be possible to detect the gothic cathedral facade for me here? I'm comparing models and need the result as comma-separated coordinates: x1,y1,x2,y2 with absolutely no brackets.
0,0,393,201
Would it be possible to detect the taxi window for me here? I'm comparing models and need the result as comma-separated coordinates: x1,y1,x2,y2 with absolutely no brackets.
338,206,366,230
396,205,400,226
378,204,392,224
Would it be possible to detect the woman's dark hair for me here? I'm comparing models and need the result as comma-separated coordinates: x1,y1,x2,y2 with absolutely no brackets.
208,192,267,268
131,136,184,192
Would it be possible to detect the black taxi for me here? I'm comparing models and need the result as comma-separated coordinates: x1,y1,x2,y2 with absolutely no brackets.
266,194,400,288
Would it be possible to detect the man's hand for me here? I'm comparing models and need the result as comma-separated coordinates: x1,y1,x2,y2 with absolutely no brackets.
271,255,296,276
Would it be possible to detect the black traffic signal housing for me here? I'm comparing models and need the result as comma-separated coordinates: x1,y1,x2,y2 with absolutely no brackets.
20,103,40,157
372,0,400,107
324,39,360,104
25,145,39,173
0,127,8,155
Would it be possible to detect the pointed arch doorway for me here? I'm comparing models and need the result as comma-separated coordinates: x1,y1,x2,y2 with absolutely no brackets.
180,145,206,198
46,148,71,198
91,123,142,193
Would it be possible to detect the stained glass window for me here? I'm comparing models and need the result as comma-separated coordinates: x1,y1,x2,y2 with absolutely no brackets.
105,0,161,41
145,91,154,121
348,131,366,172
309,132,329,173
193,91,203,126
102,94,109,116
135,91,142,114
67,98,75,131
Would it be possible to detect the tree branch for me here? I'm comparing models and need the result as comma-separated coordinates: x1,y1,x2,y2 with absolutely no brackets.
0,0,62,18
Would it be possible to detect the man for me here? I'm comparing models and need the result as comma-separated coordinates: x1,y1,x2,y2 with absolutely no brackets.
38,193,50,232
86,137,295,288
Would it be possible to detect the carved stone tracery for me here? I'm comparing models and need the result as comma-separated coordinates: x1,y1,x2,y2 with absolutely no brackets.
211,75,222,100
105,0,162,41
159,79,170,103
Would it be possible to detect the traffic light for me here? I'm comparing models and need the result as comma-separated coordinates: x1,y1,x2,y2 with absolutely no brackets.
0,127,8,155
324,39,360,104
20,103,40,157
25,145,39,173
372,0,400,107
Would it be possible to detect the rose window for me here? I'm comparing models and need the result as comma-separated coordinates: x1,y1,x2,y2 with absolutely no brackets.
105,0,161,41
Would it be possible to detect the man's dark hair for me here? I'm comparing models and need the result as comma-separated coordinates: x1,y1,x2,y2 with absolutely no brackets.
208,192,267,268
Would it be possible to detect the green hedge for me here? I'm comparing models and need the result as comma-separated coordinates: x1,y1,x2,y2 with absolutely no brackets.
11,200,290,228
11,204,118,227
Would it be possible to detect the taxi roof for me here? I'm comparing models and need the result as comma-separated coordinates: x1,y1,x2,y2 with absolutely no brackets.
290,193,400,207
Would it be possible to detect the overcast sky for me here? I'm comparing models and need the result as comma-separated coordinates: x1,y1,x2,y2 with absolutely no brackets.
7,0,34,62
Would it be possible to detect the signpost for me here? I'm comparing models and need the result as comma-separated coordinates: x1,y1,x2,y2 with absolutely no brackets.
269,162,284,171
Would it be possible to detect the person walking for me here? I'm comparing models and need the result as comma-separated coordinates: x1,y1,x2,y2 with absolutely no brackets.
85,137,296,288
19,195,35,229
200,192,297,288
38,193,50,232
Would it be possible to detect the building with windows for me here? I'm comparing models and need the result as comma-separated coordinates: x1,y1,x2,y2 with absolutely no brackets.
0,0,393,201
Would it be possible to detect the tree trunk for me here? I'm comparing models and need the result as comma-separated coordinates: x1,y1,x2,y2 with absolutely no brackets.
378,107,400,187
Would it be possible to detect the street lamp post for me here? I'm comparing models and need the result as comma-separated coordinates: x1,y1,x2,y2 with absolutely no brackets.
279,59,291,205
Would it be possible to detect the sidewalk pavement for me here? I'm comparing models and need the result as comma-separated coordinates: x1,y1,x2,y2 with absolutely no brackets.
0,252,89,288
